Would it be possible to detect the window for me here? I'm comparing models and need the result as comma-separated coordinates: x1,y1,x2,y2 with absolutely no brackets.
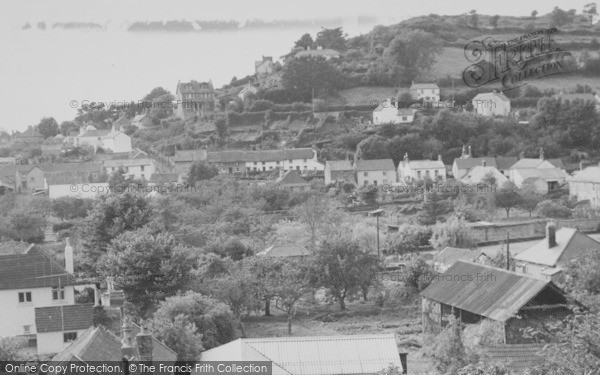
303,166,307,170
435,170,439,177
18,292,32,303
262,162,265,165
253,162,257,165
402,116,408,121
373,180,378,186
289,159,293,163
382,171,386,176
140,165,145,171
303,159,307,163
140,174,145,180
296,166,300,170
426,170,430,177
235,167,240,172
364,172,368,177
23,325,31,334
52,287,65,301
63,332,77,343
276,161,280,165
417,171,421,179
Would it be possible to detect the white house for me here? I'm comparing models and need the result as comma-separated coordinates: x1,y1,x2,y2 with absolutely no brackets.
511,168,568,194
568,163,600,208
294,46,340,60
74,125,132,153
131,113,153,129
45,172,109,199
0,241,95,355
372,99,415,125
104,158,156,180
461,162,509,186
354,159,396,187
409,81,440,102
207,148,324,174
472,90,511,116
324,160,355,185
397,153,446,182
238,85,258,100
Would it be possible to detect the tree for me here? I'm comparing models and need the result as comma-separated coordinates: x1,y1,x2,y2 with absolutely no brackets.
99,227,194,316
281,56,342,98
292,194,331,250
149,314,204,360
531,10,538,19
494,182,523,218
384,30,442,83
385,224,430,255
0,336,27,360
7,208,46,242
214,115,228,140
37,117,59,139
584,3,598,24
78,193,153,274
355,135,390,160
430,215,476,249
150,291,237,351
518,189,543,217
187,162,219,186
294,33,315,49
52,197,93,220
60,120,79,136
401,257,437,290
550,7,573,27
272,259,313,335
489,15,500,29
469,10,479,29
419,192,454,225
310,239,379,310
426,316,468,373
457,362,509,375
315,27,347,51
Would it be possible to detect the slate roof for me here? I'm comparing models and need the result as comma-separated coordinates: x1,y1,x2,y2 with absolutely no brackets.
52,324,177,362
177,80,214,94
516,168,568,181
495,157,518,170
355,159,395,172
511,158,565,170
454,157,498,170
172,150,207,162
0,241,34,256
568,165,600,183
485,344,546,372
35,304,94,333
35,163,103,174
434,247,479,266
410,82,439,90
421,261,563,322
256,244,309,257
104,158,154,168
0,246,70,291
514,228,600,267
199,334,403,375
403,159,445,170
16,127,43,139
207,148,315,163
472,91,510,102
78,129,111,138
45,171,95,185
326,160,353,171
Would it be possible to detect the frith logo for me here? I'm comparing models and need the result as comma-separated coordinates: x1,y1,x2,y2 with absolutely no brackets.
462,28,572,89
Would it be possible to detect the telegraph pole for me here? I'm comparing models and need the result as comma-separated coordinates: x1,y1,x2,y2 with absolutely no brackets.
506,230,510,271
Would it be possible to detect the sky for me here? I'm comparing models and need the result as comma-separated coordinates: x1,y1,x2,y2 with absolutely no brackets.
0,0,593,132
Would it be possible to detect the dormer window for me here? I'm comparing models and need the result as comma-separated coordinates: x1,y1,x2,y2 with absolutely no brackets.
52,286,65,301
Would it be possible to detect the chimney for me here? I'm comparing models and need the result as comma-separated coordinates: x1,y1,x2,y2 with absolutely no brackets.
399,353,408,374
404,153,409,163
519,151,525,159
580,161,584,171
64,237,74,274
438,154,442,162
482,159,487,167
461,145,468,158
136,323,153,362
468,145,472,157
539,147,544,160
121,317,137,359
547,221,557,248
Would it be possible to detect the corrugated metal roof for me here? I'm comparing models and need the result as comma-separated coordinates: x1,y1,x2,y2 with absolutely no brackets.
485,344,546,372
201,334,402,375
421,261,551,322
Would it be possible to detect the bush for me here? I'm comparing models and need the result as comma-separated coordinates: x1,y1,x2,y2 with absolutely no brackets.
248,100,274,112
536,200,572,218
53,222,74,232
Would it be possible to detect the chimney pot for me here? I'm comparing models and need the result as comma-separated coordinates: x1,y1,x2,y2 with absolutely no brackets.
519,151,525,160
547,221,557,248
121,317,137,359
482,159,487,167
136,323,153,362
438,154,442,162
468,146,472,156
64,237,74,274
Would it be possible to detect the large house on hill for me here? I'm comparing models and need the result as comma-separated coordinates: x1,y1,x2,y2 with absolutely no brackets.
74,125,132,153
409,81,440,102
372,99,415,125
255,56,275,76
207,148,324,174
294,46,340,60
472,90,511,116
175,80,215,119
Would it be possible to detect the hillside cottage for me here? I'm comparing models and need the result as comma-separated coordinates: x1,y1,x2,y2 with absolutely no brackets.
409,81,440,102
397,153,445,182
354,159,396,187
294,46,340,60
13,126,43,144
324,160,355,185
104,158,156,180
255,56,274,76
207,148,324,174
74,125,132,153
372,99,415,125
45,171,109,199
461,161,508,186
514,223,600,281
472,90,511,116
452,146,517,179
568,163,600,208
